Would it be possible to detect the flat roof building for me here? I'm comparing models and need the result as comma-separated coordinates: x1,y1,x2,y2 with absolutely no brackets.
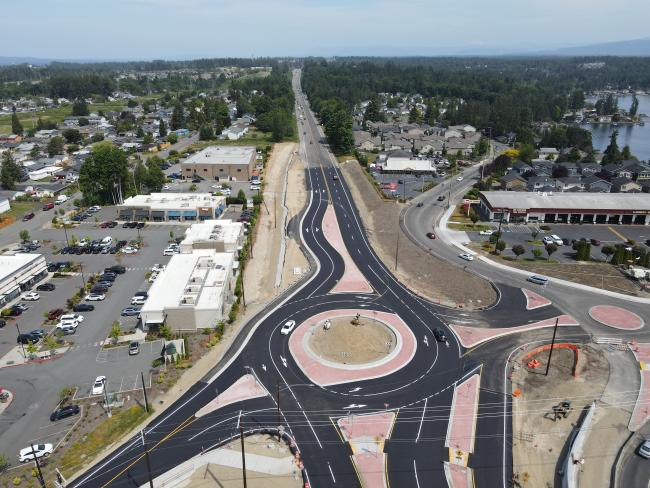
0,254,48,307
179,219,244,253
118,193,226,222
181,146,256,182
139,249,236,332
479,191,650,225
379,155,437,174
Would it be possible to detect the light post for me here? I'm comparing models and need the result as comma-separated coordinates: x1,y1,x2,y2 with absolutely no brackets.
16,322,26,358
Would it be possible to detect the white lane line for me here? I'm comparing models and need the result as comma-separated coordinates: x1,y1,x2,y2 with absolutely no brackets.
413,459,421,488
328,462,336,483
415,397,427,443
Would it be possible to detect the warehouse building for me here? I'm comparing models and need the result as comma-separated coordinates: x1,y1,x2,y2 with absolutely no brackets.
479,191,650,225
181,146,256,181
0,254,48,307
118,193,226,222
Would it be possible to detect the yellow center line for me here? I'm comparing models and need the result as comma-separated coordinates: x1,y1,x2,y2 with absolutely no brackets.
608,226,628,242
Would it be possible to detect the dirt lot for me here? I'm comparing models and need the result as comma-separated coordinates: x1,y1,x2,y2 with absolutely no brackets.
511,344,610,488
187,434,303,488
339,160,497,309
308,316,396,364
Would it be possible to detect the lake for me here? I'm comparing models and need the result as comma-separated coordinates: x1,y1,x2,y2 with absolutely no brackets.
584,94,650,162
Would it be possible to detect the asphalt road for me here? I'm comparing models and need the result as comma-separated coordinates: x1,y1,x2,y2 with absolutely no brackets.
62,70,650,488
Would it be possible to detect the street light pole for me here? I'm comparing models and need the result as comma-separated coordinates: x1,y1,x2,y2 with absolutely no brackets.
29,444,46,488
16,322,26,358
545,318,560,376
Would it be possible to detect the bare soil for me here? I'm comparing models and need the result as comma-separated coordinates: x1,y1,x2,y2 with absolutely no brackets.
187,434,303,488
308,316,396,364
339,160,497,309
511,344,610,488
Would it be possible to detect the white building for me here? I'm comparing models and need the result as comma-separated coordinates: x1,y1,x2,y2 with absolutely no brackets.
380,155,438,174
179,219,244,253
0,254,48,307
118,193,226,222
139,250,236,332
0,198,9,214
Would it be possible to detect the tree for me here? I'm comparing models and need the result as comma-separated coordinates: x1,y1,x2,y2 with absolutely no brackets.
29,145,40,158
512,244,525,260
469,210,479,226
166,133,178,144
47,136,65,157
79,142,133,205
143,132,154,144
531,229,539,240
601,245,615,262
236,189,247,204
199,125,214,141
408,106,423,124
363,95,384,124
545,243,558,260
133,161,148,192
568,90,585,110
158,119,167,138
532,248,543,259
127,99,138,108
72,100,89,116
602,130,621,165
1,151,21,190
78,117,89,126
517,144,536,163
19,229,30,242
495,241,506,254
621,145,632,160
170,102,185,130
109,322,121,342
629,95,639,117
62,128,82,144
11,108,23,135
575,240,591,261
145,157,166,191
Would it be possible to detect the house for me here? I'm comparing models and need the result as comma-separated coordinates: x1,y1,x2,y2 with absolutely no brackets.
583,175,612,193
443,129,462,140
353,131,381,151
414,138,444,156
625,162,650,181
556,177,585,192
539,147,560,160
611,177,641,193
445,138,474,156
527,176,557,191
556,163,580,177
0,134,22,143
500,172,527,191
578,162,600,176
530,159,554,176
221,125,248,141
383,136,412,152
512,161,531,175
601,163,633,180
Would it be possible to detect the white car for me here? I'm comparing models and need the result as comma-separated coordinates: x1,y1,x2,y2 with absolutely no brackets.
131,296,147,306
479,230,493,236
61,313,84,323
148,272,159,283
456,175,463,181
220,188,232,196
211,184,223,190
22,292,40,301
19,443,53,463
91,376,106,395
122,246,138,254
162,185,171,190
459,253,474,261
85,293,106,301
56,319,79,330
163,246,179,256
151,264,165,273
550,234,563,245
250,185,260,191
280,320,296,335
542,236,555,245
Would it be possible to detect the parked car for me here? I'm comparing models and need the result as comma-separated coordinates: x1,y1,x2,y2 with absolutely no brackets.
130,296,146,306
73,303,95,312
433,328,447,342
50,404,80,422
550,234,563,245
22,212,35,221
437,195,446,201
459,253,474,261
42,203,54,211
280,320,296,335
479,229,493,236
91,376,106,395
36,283,55,291
91,285,109,294
129,341,140,355
107,265,126,274
638,440,650,459
97,280,113,288
29,329,46,339
22,292,40,301
590,238,601,246
136,222,145,229
163,246,179,256
60,313,84,323
17,333,40,344
19,443,53,463
121,307,141,317
85,293,106,301
133,291,148,299
122,246,138,254
47,308,65,321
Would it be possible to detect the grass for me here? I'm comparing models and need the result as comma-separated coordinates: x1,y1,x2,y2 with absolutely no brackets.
336,154,356,164
448,222,490,231
59,405,150,478
186,130,278,152
0,200,39,221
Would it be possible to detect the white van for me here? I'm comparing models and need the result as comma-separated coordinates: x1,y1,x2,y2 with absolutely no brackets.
101,236,113,247
55,194,68,205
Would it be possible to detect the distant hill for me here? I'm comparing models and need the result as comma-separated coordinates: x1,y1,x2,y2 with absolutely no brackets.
543,38,650,57
0,56,54,66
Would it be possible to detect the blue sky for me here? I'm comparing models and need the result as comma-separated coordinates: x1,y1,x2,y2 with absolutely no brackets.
3,0,649,60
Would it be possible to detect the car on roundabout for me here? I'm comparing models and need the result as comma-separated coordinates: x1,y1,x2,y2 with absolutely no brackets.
433,328,447,342
280,320,296,335
459,253,474,261
426,232,436,239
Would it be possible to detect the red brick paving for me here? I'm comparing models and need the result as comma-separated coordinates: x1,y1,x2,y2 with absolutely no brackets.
195,374,268,417
521,288,552,310
629,343,650,431
445,374,480,454
444,462,474,488
589,305,644,330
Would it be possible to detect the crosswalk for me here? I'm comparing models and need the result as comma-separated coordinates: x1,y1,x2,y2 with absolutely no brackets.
489,223,541,234
68,340,105,351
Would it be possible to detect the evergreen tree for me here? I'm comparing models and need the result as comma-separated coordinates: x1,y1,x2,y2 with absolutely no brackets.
602,130,622,165
79,142,133,205
408,106,422,124
621,145,632,160
363,96,384,124
11,107,23,135
72,100,89,116
158,119,167,138
0,151,21,190
424,98,439,125
170,102,185,130
199,125,214,140
47,136,65,157
629,95,639,117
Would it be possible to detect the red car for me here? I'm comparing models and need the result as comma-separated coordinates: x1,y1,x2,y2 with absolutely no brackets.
42,203,54,211
22,212,35,221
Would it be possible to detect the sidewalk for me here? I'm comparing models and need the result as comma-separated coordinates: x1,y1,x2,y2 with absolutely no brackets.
0,344,70,368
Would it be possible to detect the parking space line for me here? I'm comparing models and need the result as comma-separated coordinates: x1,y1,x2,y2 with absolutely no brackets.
608,226,628,242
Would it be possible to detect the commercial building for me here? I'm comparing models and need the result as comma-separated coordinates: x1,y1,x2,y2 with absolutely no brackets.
379,154,438,174
139,249,236,332
180,146,256,181
179,219,244,253
0,254,48,307
478,191,650,225
118,193,226,222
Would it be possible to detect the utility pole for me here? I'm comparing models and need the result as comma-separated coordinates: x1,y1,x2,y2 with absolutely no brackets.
141,430,155,488
494,218,504,254
62,223,70,247
240,265,246,309
237,411,248,488
141,371,149,413
276,381,281,440
16,322,26,358
30,444,46,488
79,262,86,289
103,382,112,418
545,318,560,376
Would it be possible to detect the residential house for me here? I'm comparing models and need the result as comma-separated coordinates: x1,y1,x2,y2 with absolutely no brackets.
445,138,474,156
583,175,612,193
0,134,22,143
625,162,650,182
414,138,444,156
556,163,580,177
611,177,641,193
556,177,585,192
353,131,381,151
527,176,557,191
578,162,601,177
383,136,412,152
530,159,554,176
512,161,531,175
500,172,527,191
443,129,462,140
538,147,559,160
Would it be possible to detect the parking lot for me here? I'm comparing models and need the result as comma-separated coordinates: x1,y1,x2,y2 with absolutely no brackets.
370,170,445,199
466,222,650,262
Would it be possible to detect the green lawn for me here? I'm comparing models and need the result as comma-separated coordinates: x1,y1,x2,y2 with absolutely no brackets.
186,130,282,152
0,200,39,222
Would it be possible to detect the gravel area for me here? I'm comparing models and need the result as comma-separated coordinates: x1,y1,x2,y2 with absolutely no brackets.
308,316,396,364
339,160,497,309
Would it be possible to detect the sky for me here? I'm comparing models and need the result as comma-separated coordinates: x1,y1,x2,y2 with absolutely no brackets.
2,0,650,60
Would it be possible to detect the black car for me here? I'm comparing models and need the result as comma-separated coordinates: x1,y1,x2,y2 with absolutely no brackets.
36,283,55,291
128,222,138,229
5,307,22,317
122,222,131,228
437,195,446,201
645,239,650,246
109,246,118,254
136,222,145,229
99,273,116,282
73,303,95,312
433,328,447,342
91,285,108,294
107,221,118,228
50,404,80,422
107,265,126,274
191,178,202,183
117,240,128,248
17,333,39,344
0,319,5,328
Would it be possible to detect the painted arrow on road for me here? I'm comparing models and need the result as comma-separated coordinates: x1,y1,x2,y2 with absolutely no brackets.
348,387,362,393
280,356,288,367
343,404,367,409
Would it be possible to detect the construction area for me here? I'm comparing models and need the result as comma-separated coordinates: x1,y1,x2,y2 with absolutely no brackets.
510,341,637,488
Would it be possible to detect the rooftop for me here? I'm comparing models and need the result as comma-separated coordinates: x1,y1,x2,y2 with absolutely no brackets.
120,193,225,210
480,191,650,211
0,253,45,281
182,146,256,166
181,219,243,246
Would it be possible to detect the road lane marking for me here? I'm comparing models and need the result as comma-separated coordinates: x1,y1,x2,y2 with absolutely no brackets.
328,462,336,483
608,226,629,242
413,459,421,488
415,397,427,443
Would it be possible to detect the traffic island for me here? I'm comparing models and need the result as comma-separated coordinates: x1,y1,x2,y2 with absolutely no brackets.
288,309,416,386
589,305,644,330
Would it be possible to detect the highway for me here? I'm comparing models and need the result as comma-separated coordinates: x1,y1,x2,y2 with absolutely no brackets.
66,70,649,488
